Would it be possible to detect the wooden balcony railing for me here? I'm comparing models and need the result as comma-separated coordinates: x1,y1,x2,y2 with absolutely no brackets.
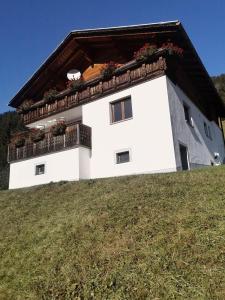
8,124,91,162
20,56,167,124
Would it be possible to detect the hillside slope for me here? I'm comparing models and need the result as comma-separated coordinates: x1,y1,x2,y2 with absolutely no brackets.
1,167,225,299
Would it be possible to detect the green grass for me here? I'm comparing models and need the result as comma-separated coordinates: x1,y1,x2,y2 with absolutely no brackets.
1,167,225,299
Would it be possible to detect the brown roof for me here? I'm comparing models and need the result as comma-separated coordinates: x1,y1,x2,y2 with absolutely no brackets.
9,21,225,116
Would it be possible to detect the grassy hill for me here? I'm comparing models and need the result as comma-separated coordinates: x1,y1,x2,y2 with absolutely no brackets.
1,167,225,299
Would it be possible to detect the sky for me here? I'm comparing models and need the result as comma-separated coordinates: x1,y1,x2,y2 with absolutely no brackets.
0,0,225,113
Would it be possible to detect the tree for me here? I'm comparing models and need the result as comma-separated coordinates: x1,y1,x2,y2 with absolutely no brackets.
0,111,25,189
212,74,225,104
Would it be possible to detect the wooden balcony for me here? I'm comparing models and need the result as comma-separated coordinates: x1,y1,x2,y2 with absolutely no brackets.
20,55,167,125
8,124,91,162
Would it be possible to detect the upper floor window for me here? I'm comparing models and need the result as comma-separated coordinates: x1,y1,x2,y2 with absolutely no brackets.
204,122,208,137
208,126,212,140
111,97,133,123
183,103,191,125
204,122,212,140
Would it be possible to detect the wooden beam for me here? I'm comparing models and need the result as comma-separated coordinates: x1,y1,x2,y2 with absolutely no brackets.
74,30,178,40
74,39,95,65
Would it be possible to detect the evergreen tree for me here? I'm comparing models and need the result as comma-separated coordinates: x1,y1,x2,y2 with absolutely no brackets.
212,74,225,104
0,111,25,189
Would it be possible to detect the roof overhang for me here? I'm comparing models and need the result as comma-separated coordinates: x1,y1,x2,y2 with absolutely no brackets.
8,21,225,116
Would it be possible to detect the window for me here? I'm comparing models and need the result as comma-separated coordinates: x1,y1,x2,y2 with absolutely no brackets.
208,126,212,140
111,97,132,123
116,151,130,164
204,122,208,137
183,103,191,125
35,164,45,175
179,144,189,171
204,122,212,139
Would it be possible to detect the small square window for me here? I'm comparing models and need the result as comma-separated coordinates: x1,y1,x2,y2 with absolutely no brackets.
116,151,130,164
35,164,45,175
111,97,133,123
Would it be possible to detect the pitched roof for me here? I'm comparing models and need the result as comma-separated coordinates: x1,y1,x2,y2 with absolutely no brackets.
9,21,224,116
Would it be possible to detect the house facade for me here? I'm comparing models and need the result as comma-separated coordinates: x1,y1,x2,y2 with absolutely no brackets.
8,21,225,189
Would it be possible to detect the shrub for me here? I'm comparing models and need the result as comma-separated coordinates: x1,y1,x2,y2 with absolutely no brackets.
0,166,9,190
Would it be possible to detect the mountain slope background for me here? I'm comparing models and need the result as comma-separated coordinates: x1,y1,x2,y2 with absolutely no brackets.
0,111,24,189
212,74,225,104
0,74,225,190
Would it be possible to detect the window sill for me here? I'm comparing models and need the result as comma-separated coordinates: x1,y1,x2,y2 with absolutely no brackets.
116,161,130,164
110,117,133,125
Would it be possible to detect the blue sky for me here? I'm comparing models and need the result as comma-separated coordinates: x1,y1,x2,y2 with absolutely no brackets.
0,0,225,113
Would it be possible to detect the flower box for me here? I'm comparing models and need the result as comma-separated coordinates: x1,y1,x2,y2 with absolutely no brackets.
43,89,58,102
101,62,118,80
30,129,45,143
67,78,85,91
51,122,67,136
15,138,25,148
134,43,157,62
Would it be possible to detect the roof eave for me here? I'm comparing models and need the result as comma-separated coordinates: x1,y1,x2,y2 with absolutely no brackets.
9,21,181,108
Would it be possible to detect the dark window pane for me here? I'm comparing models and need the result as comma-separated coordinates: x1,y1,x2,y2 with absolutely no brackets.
179,145,189,170
124,98,132,119
204,122,208,137
116,151,130,164
36,164,45,175
183,104,190,124
208,126,212,139
113,102,122,122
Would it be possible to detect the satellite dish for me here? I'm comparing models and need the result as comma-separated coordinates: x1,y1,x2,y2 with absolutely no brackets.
67,69,81,81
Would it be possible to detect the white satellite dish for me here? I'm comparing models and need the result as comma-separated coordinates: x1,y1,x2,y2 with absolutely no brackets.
67,69,81,81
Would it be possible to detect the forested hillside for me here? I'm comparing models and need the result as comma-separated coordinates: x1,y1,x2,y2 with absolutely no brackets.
0,111,24,189
212,74,225,104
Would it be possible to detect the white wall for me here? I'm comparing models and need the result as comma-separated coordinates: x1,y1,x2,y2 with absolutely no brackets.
166,77,225,169
79,147,91,179
9,147,90,189
11,74,223,189
82,76,177,179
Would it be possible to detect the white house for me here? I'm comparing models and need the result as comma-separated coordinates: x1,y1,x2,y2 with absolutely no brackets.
8,21,225,189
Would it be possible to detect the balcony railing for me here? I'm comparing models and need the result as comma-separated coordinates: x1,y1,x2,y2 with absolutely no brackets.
20,56,167,124
8,124,91,162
